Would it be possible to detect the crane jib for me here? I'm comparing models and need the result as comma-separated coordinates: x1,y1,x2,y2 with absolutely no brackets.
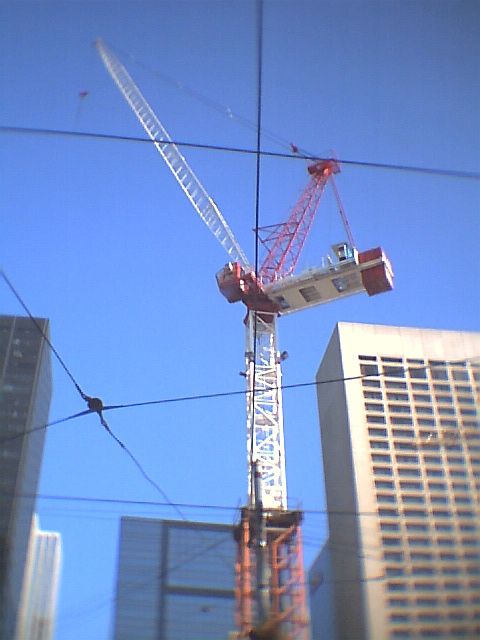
95,39,251,272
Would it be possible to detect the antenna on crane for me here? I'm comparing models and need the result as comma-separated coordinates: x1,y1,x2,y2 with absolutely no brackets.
96,39,393,640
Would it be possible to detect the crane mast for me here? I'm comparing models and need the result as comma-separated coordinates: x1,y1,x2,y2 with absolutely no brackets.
97,40,393,640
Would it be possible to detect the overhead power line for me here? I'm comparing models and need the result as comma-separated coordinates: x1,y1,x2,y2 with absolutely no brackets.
1,269,186,521
1,126,478,180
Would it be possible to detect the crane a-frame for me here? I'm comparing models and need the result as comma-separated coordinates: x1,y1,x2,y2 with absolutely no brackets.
96,40,393,639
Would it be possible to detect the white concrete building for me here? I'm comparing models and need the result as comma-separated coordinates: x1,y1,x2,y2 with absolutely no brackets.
16,515,62,640
313,323,480,640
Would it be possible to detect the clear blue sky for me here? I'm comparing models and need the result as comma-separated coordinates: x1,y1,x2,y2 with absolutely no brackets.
1,1,479,638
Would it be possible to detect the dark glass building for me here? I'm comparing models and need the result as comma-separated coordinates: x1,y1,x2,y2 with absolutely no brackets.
114,517,236,639
0,315,52,639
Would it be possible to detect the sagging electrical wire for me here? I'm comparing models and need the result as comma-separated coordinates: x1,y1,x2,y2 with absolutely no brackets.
1,268,186,522
1,126,478,181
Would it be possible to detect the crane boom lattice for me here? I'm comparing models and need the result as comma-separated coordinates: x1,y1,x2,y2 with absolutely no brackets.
95,40,250,271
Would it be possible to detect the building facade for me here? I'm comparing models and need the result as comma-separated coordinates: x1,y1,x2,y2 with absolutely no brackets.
313,323,480,640
0,315,53,639
114,517,236,640
15,514,62,640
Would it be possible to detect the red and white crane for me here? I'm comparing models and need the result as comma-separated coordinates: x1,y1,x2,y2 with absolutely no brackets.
96,40,393,639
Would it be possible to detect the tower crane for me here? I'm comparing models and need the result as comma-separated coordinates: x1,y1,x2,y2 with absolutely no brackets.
96,40,393,640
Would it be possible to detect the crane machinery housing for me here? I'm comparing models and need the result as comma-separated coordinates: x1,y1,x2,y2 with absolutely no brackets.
96,39,393,640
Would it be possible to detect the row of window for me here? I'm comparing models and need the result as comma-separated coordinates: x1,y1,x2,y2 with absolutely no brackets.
380,522,477,534
371,452,480,466
376,479,473,490
373,465,480,481
392,629,480,639
387,579,480,592
360,362,480,384
385,565,480,577
389,595,480,607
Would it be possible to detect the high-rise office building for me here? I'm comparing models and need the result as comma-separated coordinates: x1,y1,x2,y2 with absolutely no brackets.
0,315,53,639
114,517,236,640
15,514,62,640
312,322,480,640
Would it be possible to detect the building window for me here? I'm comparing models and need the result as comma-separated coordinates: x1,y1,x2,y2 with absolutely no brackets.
396,454,419,464
404,509,427,518
430,363,448,380
376,479,395,489
373,466,394,476
389,597,409,607
426,468,444,478
406,523,429,532
452,369,469,382
360,363,379,376
363,379,381,388
395,441,417,451
379,508,399,517
413,582,436,591
416,405,434,415
390,404,412,414
408,537,430,546
442,566,460,575
411,566,435,576
400,481,423,491
365,402,385,412
432,509,451,518
414,393,432,402
381,522,400,532
436,394,453,404
403,495,425,505
378,494,397,504
393,429,415,439
386,566,405,577
390,613,410,623
371,440,390,450
418,613,441,622
439,407,455,416
398,467,421,477
418,418,436,427
428,482,446,491
388,392,410,402
382,536,402,546
449,469,467,478
437,538,455,547
368,415,387,424
409,366,428,380
384,366,406,378
433,383,450,392
391,416,414,426
386,380,408,390
372,453,391,463
364,390,383,399
369,427,388,438
412,382,430,391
